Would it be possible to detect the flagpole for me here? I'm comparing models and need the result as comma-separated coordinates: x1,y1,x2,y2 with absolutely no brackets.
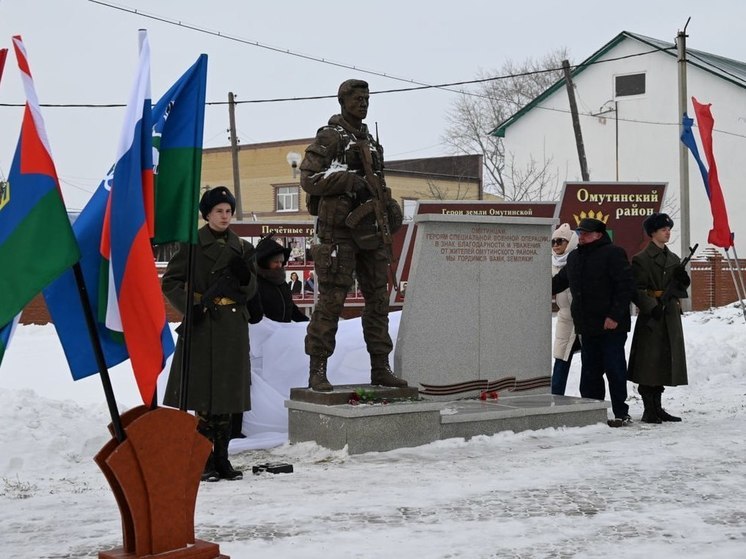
178,245,198,410
724,246,746,323
72,263,126,442
677,20,692,311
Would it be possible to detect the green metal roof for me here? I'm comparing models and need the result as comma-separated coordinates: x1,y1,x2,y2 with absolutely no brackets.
490,31,746,138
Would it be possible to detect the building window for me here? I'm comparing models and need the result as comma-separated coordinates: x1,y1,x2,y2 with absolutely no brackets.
276,185,299,212
614,73,645,98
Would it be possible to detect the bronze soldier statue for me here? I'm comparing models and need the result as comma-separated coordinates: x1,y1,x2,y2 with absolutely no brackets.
300,79,406,391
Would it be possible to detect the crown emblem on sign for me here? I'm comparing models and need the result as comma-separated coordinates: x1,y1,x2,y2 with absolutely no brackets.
573,210,608,226
0,180,10,211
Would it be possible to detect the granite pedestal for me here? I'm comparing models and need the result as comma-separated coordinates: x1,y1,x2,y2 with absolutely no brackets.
287,388,609,454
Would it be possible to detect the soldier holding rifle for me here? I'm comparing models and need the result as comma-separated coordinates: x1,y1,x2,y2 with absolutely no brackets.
628,213,694,424
300,79,406,391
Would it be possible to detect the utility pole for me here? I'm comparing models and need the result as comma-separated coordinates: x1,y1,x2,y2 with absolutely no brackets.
562,59,590,181
677,20,692,311
228,91,244,220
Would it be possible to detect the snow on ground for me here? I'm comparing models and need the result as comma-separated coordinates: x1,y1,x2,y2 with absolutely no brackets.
1,305,745,558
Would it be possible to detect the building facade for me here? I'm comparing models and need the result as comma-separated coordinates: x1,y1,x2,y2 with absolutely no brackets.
493,31,746,258
201,139,488,223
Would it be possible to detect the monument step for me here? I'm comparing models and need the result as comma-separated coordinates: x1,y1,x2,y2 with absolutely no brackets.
286,393,610,454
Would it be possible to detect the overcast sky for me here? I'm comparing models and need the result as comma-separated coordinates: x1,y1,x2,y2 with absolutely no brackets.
1,0,745,211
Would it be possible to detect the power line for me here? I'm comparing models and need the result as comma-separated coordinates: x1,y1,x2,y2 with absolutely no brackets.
87,0,451,92
0,47,675,109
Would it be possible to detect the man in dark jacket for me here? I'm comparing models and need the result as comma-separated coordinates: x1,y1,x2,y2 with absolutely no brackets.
552,217,636,427
628,213,689,423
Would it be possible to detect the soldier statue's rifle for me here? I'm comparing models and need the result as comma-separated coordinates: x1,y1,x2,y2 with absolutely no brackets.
354,139,401,291
647,243,698,328
356,139,392,246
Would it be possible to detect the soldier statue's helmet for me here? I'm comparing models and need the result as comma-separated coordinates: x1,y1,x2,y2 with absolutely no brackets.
199,186,236,219
643,212,674,236
337,79,369,105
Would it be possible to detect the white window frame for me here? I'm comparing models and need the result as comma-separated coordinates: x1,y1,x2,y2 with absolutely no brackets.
276,185,299,213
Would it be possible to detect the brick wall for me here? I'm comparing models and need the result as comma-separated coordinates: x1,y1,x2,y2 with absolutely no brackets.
690,251,746,311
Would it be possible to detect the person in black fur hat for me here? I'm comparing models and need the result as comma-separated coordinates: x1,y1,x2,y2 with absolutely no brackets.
642,212,674,237
628,212,689,424
248,234,309,324
162,185,257,481
198,185,235,219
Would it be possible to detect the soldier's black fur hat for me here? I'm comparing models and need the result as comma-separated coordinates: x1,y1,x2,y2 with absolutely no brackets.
643,212,674,236
576,218,606,233
255,233,291,269
199,186,236,219
337,79,369,104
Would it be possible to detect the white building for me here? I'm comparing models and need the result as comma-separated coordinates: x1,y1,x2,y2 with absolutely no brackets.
493,31,746,256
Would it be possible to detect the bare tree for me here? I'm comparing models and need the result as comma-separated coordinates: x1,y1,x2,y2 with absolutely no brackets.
443,49,568,201
415,179,474,200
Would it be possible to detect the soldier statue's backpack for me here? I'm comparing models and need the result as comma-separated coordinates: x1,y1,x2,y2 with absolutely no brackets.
306,193,320,216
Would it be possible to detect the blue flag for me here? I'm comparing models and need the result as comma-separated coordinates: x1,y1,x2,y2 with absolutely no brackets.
43,169,130,379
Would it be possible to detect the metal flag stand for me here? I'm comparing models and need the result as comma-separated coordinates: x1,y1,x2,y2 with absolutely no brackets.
722,244,746,323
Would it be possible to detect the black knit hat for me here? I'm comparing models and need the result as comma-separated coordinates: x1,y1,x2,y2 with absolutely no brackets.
255,233,291,268
576,218,606,233
643,212,674,236
199,186,236,219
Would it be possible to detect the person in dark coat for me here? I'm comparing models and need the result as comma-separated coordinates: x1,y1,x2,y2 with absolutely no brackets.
250,234,310,324
288,272,303,295
628,213,689,423
162,186,257,481
552,217,636,427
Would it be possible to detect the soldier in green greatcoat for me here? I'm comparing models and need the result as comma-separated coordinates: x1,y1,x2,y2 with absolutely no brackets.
628,213,689,423
163,186,257,480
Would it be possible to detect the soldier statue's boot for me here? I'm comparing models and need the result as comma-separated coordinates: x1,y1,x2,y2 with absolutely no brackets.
213,422,243,481
638,385,661,424
654,386,682,422
370,354,408,388
308,356,333,392
197,417,220,482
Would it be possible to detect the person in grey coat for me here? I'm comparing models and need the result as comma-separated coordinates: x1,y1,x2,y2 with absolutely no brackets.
162,186,258,481
628,213,690,423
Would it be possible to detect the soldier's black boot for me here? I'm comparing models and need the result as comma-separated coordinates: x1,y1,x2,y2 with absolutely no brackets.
213,421,243,481
638,385,661,424
655,386,682,422
308,355,333,391
197,416,220,482
370,354,408,387
229,412,246,439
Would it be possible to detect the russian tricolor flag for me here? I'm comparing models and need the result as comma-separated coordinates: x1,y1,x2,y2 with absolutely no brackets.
681,98,734,250
100,30,173,404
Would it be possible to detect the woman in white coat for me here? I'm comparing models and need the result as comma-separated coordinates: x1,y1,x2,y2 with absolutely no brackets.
551,223,579,395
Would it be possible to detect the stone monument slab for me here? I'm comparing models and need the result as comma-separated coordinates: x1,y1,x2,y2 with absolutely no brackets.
394,215,555,398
